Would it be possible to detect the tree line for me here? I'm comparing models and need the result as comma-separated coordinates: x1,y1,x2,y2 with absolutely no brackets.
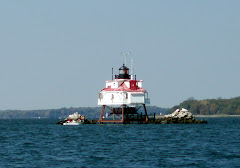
170,97,240,115
2,96,240,119
0,106,169,119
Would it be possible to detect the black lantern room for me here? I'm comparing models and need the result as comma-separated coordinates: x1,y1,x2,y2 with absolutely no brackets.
115,64,130,79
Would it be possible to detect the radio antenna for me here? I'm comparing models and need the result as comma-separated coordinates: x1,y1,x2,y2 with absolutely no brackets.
121,51,131,66
130,58,134,80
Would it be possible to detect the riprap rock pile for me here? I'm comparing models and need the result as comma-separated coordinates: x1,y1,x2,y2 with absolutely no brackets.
151,108,207,124
164,108,193,119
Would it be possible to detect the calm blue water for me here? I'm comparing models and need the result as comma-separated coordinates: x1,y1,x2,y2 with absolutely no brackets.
0,117,240,168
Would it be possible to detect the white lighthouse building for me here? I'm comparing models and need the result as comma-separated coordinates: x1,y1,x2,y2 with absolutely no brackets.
98,64,150,124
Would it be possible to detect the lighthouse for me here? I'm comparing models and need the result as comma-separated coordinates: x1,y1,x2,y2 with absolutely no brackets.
98,63,150,124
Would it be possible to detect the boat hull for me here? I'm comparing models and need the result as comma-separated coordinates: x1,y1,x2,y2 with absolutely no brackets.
63,122,82,126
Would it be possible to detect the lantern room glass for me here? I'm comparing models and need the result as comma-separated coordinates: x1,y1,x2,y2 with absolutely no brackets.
119,69,129,75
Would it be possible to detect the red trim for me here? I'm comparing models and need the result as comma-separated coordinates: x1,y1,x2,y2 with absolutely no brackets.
101,81,146,92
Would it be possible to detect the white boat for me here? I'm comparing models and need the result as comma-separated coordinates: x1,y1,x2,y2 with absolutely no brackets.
63,120,83,125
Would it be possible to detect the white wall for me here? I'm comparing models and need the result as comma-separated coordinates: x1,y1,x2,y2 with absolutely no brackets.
105,80,124,89
98,91,127,105
130,93,145,104
98,91,149,105
137,81,143,88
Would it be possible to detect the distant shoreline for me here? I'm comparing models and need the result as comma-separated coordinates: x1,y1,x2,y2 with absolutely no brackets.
154,114,240,119
195,114,240,118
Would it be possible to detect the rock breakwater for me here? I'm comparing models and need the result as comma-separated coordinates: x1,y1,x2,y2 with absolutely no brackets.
150,108,207,124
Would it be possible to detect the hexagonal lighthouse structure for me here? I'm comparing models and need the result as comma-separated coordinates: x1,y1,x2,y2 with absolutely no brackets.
98,64,150,124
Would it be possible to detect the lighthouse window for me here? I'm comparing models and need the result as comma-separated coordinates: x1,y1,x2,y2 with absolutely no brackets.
119,70,125,74
126,93,128,99
112,94,114,100
120,69,129,75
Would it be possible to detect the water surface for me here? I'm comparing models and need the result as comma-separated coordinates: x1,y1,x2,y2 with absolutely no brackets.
0,118,240,168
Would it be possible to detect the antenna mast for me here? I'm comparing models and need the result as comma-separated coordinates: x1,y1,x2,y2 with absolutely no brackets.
131,58,134,80
112,68,113,80
121,51,131,66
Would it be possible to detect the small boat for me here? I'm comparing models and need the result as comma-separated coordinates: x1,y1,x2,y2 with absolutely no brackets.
63,120,83,125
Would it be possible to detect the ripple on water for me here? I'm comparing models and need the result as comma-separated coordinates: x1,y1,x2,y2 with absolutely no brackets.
0,118,240,168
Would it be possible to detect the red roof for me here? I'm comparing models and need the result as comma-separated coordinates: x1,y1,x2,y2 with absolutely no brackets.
101,82,146,92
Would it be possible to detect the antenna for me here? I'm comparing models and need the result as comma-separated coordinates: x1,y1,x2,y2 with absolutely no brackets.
131,58,134,74
121,51,131,66
131,58,134,80
112,68,113,80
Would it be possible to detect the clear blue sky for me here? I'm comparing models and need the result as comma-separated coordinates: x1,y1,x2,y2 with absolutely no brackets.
0,1,239,110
